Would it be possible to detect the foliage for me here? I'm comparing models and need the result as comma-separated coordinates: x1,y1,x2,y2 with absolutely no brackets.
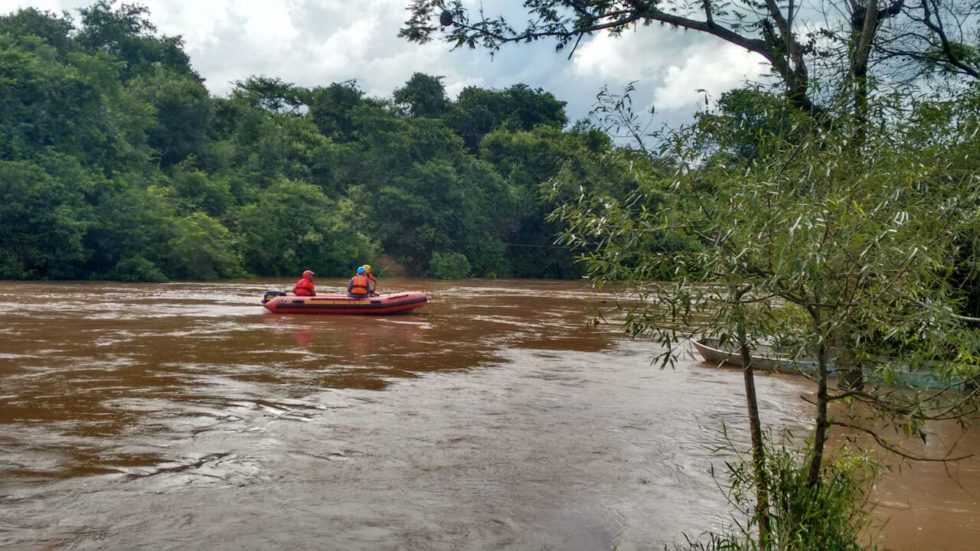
164,212,244,280
233,179,375,277
75,0,194,81
83,183,175,281
403,2,980,548
549,84,978,546
0,158,91,279
676,439,878,551
1,3,620,281
106,255,166,282
449,84,567,150
128,66,211,166
427,251,472,279
393,72,449,118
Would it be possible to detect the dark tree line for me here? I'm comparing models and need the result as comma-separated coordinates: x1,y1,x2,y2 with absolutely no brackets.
0,2,662,281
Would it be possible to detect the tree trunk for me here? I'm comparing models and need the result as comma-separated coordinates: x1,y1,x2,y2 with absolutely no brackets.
807,341,830,487
736,319,771,546
851,0,879,146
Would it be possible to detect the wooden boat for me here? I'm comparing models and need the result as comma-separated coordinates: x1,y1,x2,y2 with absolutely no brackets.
692,337,965,389
262,291,428,315
691,337,819,374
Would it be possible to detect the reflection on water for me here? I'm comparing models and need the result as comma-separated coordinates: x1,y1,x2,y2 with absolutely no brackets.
0,279,976,549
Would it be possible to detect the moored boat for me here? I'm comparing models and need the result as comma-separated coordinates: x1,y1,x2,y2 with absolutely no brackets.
691,337,819,374
262,291,428,315
691,337,965,389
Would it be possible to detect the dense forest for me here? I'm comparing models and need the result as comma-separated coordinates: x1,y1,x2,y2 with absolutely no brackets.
0,1,659,281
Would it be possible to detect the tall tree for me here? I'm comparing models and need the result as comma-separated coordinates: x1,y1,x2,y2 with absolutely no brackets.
75,0,195,81
0,158,92,279
393,72,450,118
309,80,364,142
129,67,212,167
450,84,567,150
0,7,74,54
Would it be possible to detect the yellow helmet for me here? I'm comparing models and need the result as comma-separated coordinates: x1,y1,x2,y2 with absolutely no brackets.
362,264,373,273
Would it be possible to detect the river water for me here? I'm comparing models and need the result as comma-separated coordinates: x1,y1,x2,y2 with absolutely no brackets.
0,279,976,550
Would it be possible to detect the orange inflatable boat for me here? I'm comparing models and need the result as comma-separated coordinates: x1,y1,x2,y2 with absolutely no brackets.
262,291,428,315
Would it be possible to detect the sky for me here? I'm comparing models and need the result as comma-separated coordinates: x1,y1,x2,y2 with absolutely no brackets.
3,0,772,127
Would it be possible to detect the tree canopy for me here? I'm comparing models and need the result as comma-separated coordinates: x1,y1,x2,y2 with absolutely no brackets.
0,3,616,282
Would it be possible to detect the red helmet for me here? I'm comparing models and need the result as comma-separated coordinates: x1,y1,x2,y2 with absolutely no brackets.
302,270,315,279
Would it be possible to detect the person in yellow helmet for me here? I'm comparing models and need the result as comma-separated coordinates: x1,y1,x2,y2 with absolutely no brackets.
362,264,378,296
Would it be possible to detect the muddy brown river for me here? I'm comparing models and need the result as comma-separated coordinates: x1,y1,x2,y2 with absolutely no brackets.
0,280,976,549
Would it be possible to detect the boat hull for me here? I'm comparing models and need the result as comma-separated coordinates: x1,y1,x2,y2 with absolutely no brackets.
263,291,428,315
691,338,961,389
691,338,817,374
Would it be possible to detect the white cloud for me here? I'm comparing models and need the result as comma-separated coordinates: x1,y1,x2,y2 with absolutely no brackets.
572,24,769,113
573,27,669,83
653,44,769,110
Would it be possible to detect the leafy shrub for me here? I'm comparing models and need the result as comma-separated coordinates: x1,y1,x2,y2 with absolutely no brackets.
164,212,244,279
108,256,167,282
428,251,471,279
677,439,878,550
0,251,28,279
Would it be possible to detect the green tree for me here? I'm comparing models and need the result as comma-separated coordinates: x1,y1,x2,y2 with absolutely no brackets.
234,179,376,277
0,21,155,171
345,110,514,276
309,80,363,142
169,166,233,217
1,1,662,286
0,35,104,161
212,87,335,194
428,251,472,279
479,126,621,278
404,6,980,545
403,0,979,133
83,182,175,281
129,66,212,167
449,84,568,150
363,157,510,276
164,212,244,279
693,88,795,164
75,0,194,81
0,7,74,54
0,158,91,279
230,76,307,115
550,89,979,545
393,72,450,118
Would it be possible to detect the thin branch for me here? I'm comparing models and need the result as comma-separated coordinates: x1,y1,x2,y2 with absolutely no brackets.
832,420,974,462
920,0,980,78
701,0,714,26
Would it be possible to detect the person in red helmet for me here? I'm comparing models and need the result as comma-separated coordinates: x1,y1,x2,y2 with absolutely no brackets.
293,269,316,296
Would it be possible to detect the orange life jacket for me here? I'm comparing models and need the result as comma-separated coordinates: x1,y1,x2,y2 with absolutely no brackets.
348,274,370,296
294,278,315,296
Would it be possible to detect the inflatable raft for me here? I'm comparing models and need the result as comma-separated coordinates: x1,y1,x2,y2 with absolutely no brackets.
262,291,428,315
